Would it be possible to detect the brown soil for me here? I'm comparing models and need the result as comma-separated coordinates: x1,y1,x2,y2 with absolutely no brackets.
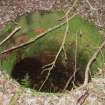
11,52,86,93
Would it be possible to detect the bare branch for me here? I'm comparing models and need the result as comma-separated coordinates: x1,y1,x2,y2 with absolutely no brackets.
86,0,99,11
0,13,78,55
57,0,78,21
76,89,89,105
0,27,21,47
83,40,105,86
39,13,69,91
63,32,78,91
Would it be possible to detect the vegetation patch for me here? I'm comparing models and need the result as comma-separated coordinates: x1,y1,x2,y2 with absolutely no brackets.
0,11,104,93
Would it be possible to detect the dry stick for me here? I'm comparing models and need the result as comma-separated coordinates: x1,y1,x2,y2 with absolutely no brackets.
41,47,68,73
76,90,89,105
86,0,99,11
0,27,21,47
73,32,78,85
83,40,105,86
62,46,68,61
57,0,78,21
0,13,78,55
63,32,78,91
58,0,97,21
39,14,69,91
63,74,75,91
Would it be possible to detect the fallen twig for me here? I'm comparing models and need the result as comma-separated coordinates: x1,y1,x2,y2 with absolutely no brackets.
57,0,78,21
0,27,21,47
83,40,105,86
63,31,78,91
0,13,78,55
86,0,99,11
76,89,89,105
39,14,69,91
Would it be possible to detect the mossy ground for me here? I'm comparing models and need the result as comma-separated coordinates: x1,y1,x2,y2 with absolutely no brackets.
0,11,104,92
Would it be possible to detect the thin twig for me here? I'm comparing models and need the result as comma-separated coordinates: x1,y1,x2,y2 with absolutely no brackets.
0,27,21,47
57,0,78,21
39,13,69,91
73,31,78,85
86,0,99,11
83,40,105,86
76,89,89,105
63,73,74,91
62,46,68,61
0,13,78,55
63,32,78,91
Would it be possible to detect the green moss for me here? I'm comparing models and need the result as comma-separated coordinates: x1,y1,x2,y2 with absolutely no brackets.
0,11,104,75
1,53,17,74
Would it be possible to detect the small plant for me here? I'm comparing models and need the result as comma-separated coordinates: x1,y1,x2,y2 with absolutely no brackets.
20,73,31,88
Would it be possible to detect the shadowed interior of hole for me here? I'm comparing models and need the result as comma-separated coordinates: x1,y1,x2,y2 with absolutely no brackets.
11,53,87,93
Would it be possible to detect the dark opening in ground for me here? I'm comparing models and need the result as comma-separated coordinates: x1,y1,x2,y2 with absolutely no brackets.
11,52,86,93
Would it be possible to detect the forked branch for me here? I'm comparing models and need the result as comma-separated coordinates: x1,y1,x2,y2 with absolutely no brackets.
39,14,69,91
